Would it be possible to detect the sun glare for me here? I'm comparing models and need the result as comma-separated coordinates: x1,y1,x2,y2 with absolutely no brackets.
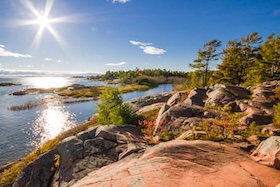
14,0,71,49
26,77,68,89
36,14,51,29
32,105,75,146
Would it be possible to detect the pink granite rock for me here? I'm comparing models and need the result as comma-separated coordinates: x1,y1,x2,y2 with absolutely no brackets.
251,136,280,169
73,140,280,187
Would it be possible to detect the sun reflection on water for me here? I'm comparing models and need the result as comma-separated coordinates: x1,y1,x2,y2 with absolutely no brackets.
25,77,69,89
32,104,76,147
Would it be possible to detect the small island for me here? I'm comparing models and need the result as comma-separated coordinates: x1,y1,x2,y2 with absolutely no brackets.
0,82,21,87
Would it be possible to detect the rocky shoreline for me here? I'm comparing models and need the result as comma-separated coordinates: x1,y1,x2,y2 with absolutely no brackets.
1,81,280,187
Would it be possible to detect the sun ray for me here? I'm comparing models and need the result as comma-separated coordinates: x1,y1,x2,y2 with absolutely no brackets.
21,0,41,18
44,0,55,17
12,0,74,50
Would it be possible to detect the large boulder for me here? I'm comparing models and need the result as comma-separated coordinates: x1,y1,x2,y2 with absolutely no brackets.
136,102,165,115
153,104,204,136
166,92,184,107
73,140,280,187
128,92,173,111
251,136,280,169
247,81,278,115
205,87,236,107
205,84,249,107
239,113,273,126
236,101,263,114
12,125,148,187
184,88,207,106
250,80,279,98
12,149,58,187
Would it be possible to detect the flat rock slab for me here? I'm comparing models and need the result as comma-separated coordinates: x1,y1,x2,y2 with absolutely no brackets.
72,140,280,187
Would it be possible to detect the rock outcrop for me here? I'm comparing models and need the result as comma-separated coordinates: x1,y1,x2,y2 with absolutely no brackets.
251,136,280,169
205,84,250,107
151,81,279,138
128,92,173,112
12,125,147,187
73,140,280,187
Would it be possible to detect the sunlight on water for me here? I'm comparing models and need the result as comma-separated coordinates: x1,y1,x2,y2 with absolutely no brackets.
25,77,69,89
32,104,76,147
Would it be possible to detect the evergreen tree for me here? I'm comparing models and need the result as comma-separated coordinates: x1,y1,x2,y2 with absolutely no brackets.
217,32,262,85
96,87,124,125
260,34,280,80
190,39,221,87
96,87,136,125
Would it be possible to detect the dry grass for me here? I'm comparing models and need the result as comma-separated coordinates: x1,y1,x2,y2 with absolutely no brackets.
58,86,104,98
118,84,150,93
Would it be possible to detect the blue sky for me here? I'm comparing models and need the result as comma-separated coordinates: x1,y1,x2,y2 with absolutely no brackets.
0,0,279,74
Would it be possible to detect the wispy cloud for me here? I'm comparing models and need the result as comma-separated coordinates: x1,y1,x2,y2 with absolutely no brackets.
130,40,166,55
43,58,63,63
105,61,127,66
0,45,32,58
113,0,130,3
43,58,53,61
130,40,152,46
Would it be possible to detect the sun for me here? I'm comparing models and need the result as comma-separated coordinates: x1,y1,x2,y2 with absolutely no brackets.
36,13,51,30
10,0,80,49
14,0,69,48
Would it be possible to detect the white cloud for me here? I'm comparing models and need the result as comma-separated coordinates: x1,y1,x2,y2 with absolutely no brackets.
139,46,167,55
129,40,152,46
113,0,130,3
105,61,127,66
57,59,62,63
130,40,166,55
0,45,32,58
43,58,53,61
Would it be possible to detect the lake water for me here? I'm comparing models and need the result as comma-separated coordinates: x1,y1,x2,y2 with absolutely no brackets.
0,76,173,166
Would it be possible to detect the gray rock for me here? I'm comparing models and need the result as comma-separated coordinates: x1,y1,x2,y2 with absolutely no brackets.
223,101,241,112
239,114,273,126
153,104,204,136
12,125,148,187
168,104,204,118
153,104,170,136
184,88,207,106
236,101,263,114
205,84,250,107
13,149,58,187
251,136,280,169
167,92,183,106
84,137,117,155
129,92,173,111
205,87,236,107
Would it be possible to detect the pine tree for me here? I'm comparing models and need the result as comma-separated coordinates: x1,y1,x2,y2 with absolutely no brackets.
260,34,280,80
217,32,262,85
190,39,221,87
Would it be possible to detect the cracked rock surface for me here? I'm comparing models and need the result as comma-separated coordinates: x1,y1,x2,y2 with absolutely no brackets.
12,125,147,187
73,140,280,187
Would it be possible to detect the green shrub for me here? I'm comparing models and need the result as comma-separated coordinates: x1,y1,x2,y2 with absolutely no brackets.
96,87,137,126
133,75,158,87
273,102,280,126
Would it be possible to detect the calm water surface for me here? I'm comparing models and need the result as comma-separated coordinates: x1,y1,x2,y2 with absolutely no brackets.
0,76,173,166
